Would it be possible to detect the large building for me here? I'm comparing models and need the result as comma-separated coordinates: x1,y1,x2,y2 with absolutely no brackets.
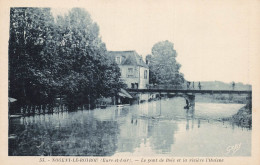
108,51,149,89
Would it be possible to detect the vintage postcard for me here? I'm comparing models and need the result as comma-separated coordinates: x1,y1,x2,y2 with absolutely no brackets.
0,0,260,165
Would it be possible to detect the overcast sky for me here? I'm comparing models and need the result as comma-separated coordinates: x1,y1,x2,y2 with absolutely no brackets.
52,0,251,84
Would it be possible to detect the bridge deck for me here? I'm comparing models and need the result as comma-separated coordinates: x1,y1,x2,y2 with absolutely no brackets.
127,89,252,94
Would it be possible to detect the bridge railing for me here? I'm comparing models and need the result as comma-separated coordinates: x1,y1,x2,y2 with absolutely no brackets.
139,84,252,93
146,84,186,90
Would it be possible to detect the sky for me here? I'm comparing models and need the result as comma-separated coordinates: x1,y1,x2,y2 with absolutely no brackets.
51,0,251,84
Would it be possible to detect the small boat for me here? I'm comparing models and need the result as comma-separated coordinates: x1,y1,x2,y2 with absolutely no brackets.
117,104,124,107
184,105,189,109
100,105,107,109
9,114,23,118
9,134,17,140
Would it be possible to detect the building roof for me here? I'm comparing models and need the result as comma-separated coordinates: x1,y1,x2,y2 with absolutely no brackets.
107,50,149,68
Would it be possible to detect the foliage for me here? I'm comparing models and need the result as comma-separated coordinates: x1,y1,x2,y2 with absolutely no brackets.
148,40,185,86
9,8,125,110
9,8,56,106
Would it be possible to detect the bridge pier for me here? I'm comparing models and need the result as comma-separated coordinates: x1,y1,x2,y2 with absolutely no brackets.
188,95,195,107
185,94,195,109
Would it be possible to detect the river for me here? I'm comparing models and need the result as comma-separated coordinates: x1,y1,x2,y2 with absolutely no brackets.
9,97,251,156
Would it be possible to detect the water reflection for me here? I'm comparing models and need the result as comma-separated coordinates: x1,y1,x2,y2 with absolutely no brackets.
9,97,251,156
9,112,119,156
185,105,195,130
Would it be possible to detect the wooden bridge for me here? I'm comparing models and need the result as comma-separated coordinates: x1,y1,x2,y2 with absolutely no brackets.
127,89,252,95
127,89,252,108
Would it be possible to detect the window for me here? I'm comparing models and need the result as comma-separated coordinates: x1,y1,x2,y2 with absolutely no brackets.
115,56,121,64
144,70,148,79
135,83,139,89
128,68,134,77
128,68,133,73
131,83,138,89
131,83,135,89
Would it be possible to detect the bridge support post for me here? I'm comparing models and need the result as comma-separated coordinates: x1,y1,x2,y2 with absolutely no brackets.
188,95,195,107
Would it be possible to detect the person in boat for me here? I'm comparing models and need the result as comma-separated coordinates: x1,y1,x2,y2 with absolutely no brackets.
184,99,190,109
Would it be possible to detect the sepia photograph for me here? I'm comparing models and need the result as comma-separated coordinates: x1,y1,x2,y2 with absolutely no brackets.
1,0,260,164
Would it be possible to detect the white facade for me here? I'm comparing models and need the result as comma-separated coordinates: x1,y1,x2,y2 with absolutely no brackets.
108,50,149,89
119,65,149,89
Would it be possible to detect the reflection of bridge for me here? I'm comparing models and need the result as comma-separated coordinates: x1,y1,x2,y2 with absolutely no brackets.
127,89,252,107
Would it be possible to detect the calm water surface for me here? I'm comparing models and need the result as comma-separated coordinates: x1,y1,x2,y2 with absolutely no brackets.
9,97,251,156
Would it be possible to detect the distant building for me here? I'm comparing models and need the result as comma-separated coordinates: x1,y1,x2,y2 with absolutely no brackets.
108,50,149,89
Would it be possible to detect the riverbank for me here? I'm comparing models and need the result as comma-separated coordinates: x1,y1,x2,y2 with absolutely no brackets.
195,94,248,104
223,101,252,128
195,94,252,128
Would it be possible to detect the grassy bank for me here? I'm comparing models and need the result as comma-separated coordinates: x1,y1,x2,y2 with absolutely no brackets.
223,100,252,128
195,94,252,128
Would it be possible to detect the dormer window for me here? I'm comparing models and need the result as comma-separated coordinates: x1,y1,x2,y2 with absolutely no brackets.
115,56,121,64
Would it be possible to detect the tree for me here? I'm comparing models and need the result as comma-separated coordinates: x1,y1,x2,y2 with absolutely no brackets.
9,8,56,106
9,8,125,111
148,40,185,86
54,8,125,109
